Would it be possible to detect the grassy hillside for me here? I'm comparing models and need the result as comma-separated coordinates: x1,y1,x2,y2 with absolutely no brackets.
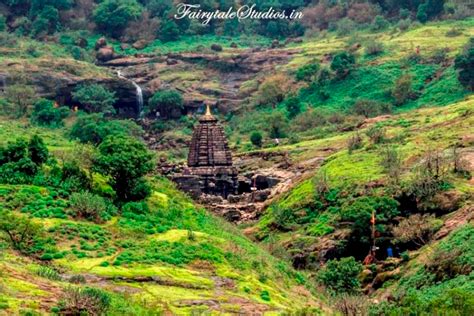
0,6,473,315
0,118,324,315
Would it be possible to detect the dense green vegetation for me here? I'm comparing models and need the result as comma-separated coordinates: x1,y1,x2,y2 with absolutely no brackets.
0,1,473,314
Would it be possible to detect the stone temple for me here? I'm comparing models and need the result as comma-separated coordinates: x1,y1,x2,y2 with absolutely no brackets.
173,104,238,198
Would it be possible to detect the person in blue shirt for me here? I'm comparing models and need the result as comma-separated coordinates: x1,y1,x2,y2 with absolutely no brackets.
387,246,393,258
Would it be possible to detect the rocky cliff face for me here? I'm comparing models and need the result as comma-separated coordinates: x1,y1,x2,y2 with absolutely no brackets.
0,71,144,117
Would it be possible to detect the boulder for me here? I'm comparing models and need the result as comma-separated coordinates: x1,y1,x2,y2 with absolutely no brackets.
132,40,148,50
271,40,280,48
253,189,271,202
95,37,107,50
223,209,241,222
166,58,178,65
211,44,223,52
96,46,115,62
120,43,130,50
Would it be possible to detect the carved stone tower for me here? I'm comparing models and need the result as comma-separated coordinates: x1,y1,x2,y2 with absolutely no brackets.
173,104,238,198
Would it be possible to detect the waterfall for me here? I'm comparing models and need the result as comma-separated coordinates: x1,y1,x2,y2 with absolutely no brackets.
117,70,143,118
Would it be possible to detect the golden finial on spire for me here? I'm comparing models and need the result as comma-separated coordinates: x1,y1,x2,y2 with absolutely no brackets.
205,103,212,116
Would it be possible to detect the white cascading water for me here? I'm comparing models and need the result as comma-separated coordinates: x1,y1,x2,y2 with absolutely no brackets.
117,70,143,118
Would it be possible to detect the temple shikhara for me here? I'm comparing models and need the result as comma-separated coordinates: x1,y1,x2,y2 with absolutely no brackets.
173,104,238,198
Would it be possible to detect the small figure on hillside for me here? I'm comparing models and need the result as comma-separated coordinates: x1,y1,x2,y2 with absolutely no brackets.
387,246,393,258
416,45,420,55
363,250,376,265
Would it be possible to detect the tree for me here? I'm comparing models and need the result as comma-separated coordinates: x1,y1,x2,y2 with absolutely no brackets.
425,0,445,19
317,257,363,293
93,0,142,38
148,89,183,119
250,131,263,148
353,99,391,118
0,14,6,32
284,96,302,119
70,113,143,145
28,135,49,165
31,5,60,37
393,214,440,247
416,3,428,23
257,74,292,108
159,20,180,42
30,98,69,128
267,112,288,139
72,84,117,114
92,136,153,202
392,74,415,105
454,38,474,91
295,61,320,82
331,51,355,80
0,211,43,254
147,0,173,17
4,84,36,118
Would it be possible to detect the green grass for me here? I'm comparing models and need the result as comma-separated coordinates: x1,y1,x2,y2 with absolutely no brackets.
102,34,273,55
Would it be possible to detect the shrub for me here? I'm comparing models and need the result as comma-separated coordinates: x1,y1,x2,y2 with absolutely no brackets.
70,113,143,145
36,266,62,281
430,48,448,64
333,294,368,316
61,161,92,192
416,4,428,23
59,286,111,315
408,150,450,202
335,18,356,36
272,205,295,231
93,0,142,38
256,74,292,108
380,146,402,184
159,20,180,42
292,108,329,132
122,201,149,215
347,133,362,154
317,257,363,293
364,40,384,56
353,99,391,118
72,84,117,114
295,61,320,82
392,74,416,105
284,95,303,119
148,89,183,119
250,131,263,148
371,15,389,31
454,38,474,91
426,225,473,281
266,112,288,139
0,211,43,255
69,192,109,222
341,196,399,249
365,126,385,144
92,136,153,202
331,51,355,80
260,290,271,301
4,84,36,118
0,15,6,32
398,18,411,31
31,99,69,128
28,135,49,165
393,214,441,247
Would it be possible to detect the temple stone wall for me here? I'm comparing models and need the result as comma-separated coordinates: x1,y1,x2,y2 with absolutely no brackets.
173,105,238,198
